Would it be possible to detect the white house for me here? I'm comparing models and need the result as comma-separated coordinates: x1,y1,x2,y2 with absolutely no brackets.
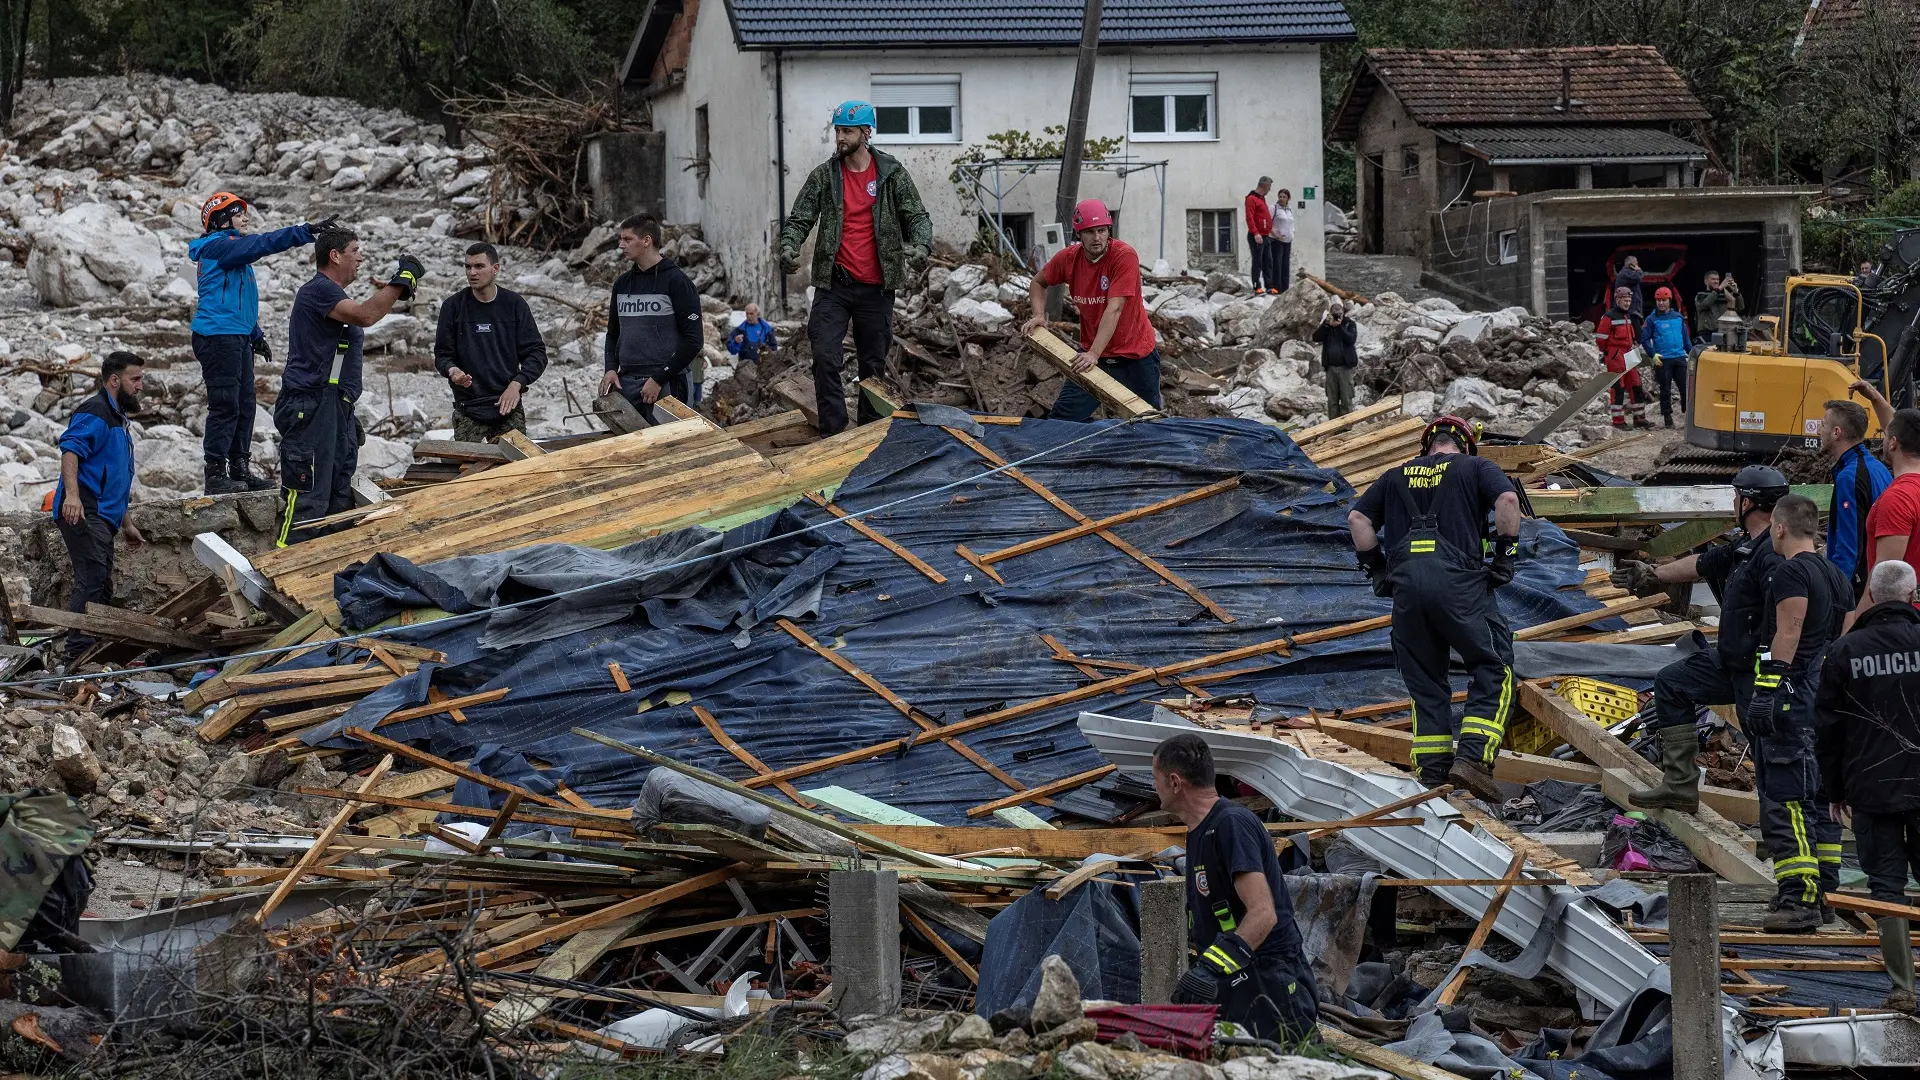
622,0,1356,315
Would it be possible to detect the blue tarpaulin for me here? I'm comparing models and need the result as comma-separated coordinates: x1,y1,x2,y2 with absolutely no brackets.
278,415,1616,824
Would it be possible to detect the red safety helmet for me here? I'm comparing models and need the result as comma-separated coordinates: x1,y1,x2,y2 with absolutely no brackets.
1421,414,1479,455
200,191,248,232
1071,199,1113,232
1654,286,1674,301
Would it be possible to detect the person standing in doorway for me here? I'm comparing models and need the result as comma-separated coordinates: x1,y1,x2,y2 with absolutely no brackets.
1269,188,1295,291
778,100,933,435
1244,177,1274,294
435,242,547,443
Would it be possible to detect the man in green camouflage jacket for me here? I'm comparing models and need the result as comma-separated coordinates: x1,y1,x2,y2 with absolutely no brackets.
778,99,933,435
1,791,95,952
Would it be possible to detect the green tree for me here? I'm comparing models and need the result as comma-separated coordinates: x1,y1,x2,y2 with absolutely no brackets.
234,0,598,144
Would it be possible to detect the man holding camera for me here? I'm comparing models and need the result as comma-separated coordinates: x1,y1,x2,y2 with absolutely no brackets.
1695,270,1742,338
436,242,547,443
1313,298,1359,417
275,229,420,546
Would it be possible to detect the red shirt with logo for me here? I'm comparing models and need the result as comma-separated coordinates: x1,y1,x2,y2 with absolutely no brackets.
835,158,883,285
1037,239,1157,359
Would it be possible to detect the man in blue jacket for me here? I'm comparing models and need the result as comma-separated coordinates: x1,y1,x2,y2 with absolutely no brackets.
53,352,145,662
1822,396,1894,598
188,192,332,495
728,303,778,364
1640,286,1691,428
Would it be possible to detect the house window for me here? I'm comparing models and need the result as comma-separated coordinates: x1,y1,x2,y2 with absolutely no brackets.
992,213,1034,256
870,75,960,142
1401,146,1420,179
694,104,710,199
1129,74,1216,141
1199,210,1234,255
1498,230,1519,264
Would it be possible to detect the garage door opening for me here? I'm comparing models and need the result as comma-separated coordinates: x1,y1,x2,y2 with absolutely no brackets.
1566,226,1766,329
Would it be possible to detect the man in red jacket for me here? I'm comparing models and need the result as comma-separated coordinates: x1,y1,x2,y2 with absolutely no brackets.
1596,284,1652,428
1245,178,1275,294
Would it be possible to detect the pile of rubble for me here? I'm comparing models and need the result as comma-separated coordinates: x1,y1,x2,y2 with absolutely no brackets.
0,699,335,843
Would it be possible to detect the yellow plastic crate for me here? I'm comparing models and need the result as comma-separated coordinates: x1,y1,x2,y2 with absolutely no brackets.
1503,677,1639,756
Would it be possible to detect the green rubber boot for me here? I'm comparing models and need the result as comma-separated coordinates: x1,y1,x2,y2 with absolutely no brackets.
1628,725,1700,812
1882,917,1917,1013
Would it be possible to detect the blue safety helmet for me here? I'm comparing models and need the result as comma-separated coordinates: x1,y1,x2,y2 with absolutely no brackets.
832,100,876,128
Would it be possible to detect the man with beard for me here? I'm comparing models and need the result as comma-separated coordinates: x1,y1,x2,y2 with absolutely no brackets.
52,351,146,663
778,100,933,435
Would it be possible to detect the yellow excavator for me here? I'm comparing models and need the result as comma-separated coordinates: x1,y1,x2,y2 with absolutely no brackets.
1685,229,1920,458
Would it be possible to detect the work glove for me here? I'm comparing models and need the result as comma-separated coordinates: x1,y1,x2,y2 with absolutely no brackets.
1356,545,1391,598
1653,355,1664,368
906,245,930,273
1489,533,1520,588
250,337,271,360
1609,560,1661,595
1745,659,1789,739
386,254,425,300
305,214,339,234
778,249,801,276
1174,932,1255,1005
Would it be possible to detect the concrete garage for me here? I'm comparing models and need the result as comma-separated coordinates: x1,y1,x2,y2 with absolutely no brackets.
1425,187,1815,321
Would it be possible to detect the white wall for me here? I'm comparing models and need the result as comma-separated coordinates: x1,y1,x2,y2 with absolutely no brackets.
780,46,1327,285
653,36,1329,315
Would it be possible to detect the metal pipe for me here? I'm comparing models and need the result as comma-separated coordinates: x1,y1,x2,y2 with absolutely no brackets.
774,49,789,313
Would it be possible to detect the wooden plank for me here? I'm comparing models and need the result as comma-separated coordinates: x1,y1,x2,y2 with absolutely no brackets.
1826,893,1920,922
1436,851,1527,1005
495,430,547,460
1045,856,1131,901
655,823,795,864
376,687,511,726
1721,958,1885,972
1512,595,1670,641
849,824,1182,858
14,603,213,651
608,662,631,692
1521,681,1772,884
344,727,579,812
297,787,634,834
802,493,948,583
1648,517,1733,558
470,866,740,969
592,392,649,434
964,764,1116,818
222,662,388,693
944,426,1233,623
260,702,355,734
1024,326,1157,418
979,478,1241,565
1448,801,1597,887
414,440,512,462
1318,1026,1474,1080
250,755,393,925
691,705,815,808
1529,483,1832,523
1289,396,1402,446
901,903,979,984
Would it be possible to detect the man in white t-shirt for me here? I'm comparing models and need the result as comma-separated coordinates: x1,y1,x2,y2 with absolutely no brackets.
1269,188,1296,292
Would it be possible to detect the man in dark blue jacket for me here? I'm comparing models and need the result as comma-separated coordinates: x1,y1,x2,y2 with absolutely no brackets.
1640,286,1691,428
188,192,332,495
1822,397,1893,598
53,352,145,661
728,303,778,364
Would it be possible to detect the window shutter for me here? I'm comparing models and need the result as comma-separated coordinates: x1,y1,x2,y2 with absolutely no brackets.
870,75,960,108
1128,74,1215,99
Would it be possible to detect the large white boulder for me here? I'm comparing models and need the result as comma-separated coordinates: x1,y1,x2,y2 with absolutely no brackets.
25,203,167,307
1439,376,1503,421
357,435,412,480
948,297,1013,328
363,313,424,351
1157,293,1215,339
944,264,987,307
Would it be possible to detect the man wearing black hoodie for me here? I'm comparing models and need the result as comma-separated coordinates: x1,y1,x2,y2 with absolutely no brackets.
598,215,703,422
1817,558,1920,1013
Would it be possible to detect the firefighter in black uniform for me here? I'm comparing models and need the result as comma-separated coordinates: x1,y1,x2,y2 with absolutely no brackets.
1744,494,1850,931
1152,733,1318,1040
1613,466,1785,812
1817,558,1920,1012
1348,415,1522,802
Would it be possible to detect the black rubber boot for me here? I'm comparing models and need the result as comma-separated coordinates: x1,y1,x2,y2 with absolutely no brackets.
1629,725,1700,812
1763,895,1823,933
230,455,275,492
1447,757,1504,803
204,457,244,495
1418,757,1454,791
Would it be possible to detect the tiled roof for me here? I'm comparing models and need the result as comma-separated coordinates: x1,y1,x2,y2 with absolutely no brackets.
1436,125,1709,164
722,0,1357,49
1797,0,1920,55
1328,46,1710,140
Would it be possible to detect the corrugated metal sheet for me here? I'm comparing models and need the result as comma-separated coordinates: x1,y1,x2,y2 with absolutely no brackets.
725,0,1357,49
1436,125,1709,164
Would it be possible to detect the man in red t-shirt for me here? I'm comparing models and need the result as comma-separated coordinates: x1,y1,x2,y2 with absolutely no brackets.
1244,178,1274,294
777,100,933,434
1850,389,1920,627
1020,199,1162,421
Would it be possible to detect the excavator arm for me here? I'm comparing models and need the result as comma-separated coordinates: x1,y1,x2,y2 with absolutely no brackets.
1864,228,1920,406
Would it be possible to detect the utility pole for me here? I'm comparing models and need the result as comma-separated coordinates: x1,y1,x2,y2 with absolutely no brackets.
1046,0,1103,319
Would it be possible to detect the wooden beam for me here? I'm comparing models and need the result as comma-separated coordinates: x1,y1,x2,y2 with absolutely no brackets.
1721,958,1884,972
1024,326,1157,418
222,662,389,693
1649,517,1734,558
803,493,948,583
1826,893,1920,922
692,705,815,808
901,902,979,985
470,866,741,969
979,478,1241,565
964,764,1116,818
944,426,1233,622
1520,682,1771,884
1512,594,1670,640
1289,396,1402,446
14,603,213,651
376,687,512,726
1045,856,1131,901
250,755,393,925
495,430,547,460
1436,851,1527,1005
1529,484,1832,523
344,727,579,812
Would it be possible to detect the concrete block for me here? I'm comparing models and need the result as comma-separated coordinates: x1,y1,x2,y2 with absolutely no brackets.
1669,874,1724,1079
830,869,901,1017
1138,877,1186,1004
1535,831,1607,867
